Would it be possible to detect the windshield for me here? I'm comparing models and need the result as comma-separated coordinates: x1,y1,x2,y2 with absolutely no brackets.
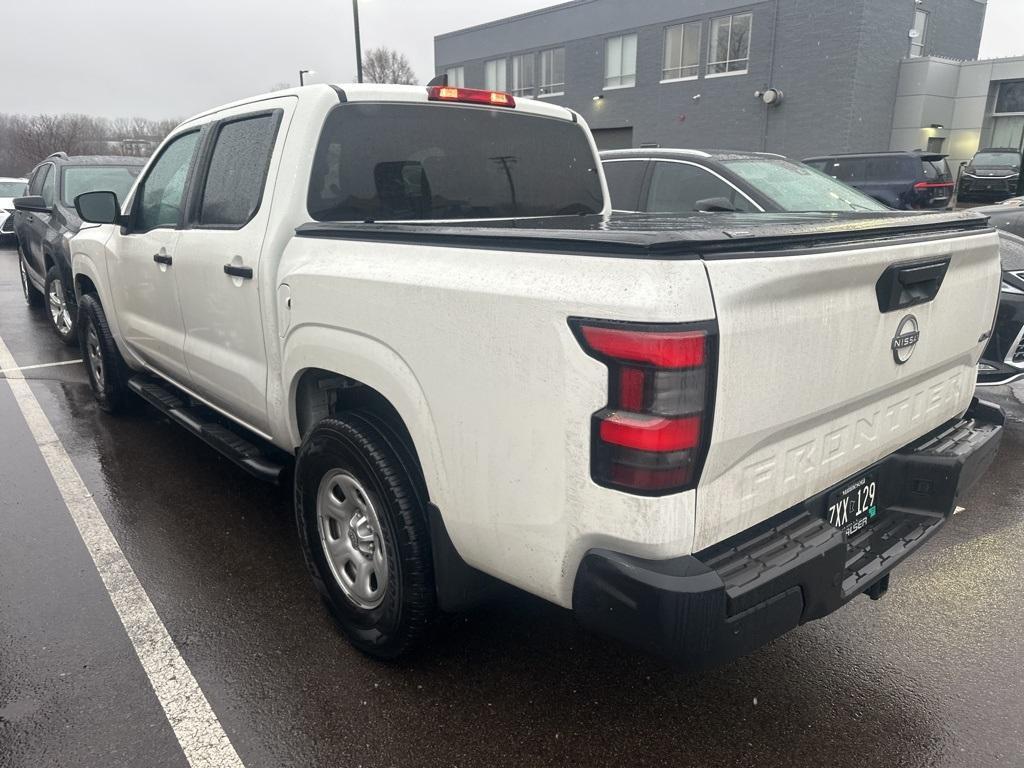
722,157,888,212
0,181,26,197
308,102,604,221
973,151,1021,169
61,165,141,206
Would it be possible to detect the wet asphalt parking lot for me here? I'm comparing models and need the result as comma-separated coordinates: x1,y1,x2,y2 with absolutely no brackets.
0,240,1022,768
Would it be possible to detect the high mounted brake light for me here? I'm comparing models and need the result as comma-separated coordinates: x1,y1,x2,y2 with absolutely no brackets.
571,318,717,495
427,85,516,108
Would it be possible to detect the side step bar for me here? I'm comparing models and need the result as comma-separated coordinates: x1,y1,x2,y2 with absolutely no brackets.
127,376,286,484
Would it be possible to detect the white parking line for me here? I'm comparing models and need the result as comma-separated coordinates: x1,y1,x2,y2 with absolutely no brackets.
0,333,246,768
0,358,82,375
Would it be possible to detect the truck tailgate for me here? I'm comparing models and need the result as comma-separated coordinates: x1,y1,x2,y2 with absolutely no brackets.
694,230,1000,551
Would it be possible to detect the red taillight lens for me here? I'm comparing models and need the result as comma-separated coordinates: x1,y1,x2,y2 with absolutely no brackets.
913,182,954,190
571,318,716,496
427,85,516,108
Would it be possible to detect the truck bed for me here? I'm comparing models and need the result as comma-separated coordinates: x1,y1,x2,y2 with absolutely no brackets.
295,210,991,259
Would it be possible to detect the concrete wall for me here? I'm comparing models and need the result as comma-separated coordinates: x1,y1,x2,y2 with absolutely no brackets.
890,54,1024,171
435,0,988,159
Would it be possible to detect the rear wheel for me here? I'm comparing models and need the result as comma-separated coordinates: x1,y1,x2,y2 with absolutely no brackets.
45,266,78,345
295,413,436,660
78,293,129,413
18,248,43,307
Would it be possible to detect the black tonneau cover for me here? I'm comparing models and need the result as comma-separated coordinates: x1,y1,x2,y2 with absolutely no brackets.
295,210,991,259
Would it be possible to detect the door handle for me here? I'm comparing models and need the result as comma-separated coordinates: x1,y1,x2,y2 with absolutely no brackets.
153,253,173,266
223,264,253,279
875,257,950,312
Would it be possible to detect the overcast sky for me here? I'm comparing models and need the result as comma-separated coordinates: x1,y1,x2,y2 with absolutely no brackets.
0,0,1020,120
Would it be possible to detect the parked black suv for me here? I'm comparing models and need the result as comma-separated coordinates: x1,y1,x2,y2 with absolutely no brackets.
802,151,954,210
14,153,144,344
956,147,1022,204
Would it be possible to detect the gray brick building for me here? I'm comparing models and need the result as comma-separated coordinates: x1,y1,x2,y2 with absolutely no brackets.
434,0,988,158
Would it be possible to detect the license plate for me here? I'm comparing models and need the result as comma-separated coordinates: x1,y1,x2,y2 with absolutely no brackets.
825,474,879,535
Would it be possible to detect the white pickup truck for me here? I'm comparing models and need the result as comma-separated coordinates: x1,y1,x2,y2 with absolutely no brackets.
69,83,1004,668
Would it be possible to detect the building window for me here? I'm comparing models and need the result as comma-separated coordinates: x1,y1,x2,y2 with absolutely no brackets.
663,21,701,81
511,54,535,96
538,47,565,96
708,12,751,75
445,66,465,87
996,81,1024,114
926,136,945,154
605,33,638,88
909,10,927,57
485,58,507,92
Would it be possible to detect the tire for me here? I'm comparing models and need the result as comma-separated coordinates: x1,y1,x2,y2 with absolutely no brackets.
78,293,129,413
44,265,78,345
295,413,436,660
18,247,43,307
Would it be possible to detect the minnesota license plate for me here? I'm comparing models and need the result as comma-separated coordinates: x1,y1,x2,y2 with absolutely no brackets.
826,474,879,535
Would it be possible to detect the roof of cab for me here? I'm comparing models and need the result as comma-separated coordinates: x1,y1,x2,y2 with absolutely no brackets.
601,148,787,162
183,82,578,127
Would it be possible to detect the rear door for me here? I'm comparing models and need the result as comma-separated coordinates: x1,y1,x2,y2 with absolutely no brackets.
693,228,1000,550
172,98,292,435
19,163,55,280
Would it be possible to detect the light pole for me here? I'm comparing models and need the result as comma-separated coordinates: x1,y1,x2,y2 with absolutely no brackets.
299,69,315,86
352,0,363,83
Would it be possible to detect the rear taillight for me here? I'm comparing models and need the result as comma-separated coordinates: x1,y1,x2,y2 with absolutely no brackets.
427,85,516,108
913,182,954,190
571,318,716,496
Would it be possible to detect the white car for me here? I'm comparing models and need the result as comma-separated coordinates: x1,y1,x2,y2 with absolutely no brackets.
0,176,27,235
69,83,1004,668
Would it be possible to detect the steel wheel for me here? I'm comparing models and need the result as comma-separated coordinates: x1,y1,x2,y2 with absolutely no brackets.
316,469,389,610
48,277,73,335
85,322,105,390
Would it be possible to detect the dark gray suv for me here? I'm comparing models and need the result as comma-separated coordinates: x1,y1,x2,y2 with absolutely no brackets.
14,153,144,344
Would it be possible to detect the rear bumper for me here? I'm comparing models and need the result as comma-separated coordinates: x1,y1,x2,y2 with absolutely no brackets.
572,399,1004,671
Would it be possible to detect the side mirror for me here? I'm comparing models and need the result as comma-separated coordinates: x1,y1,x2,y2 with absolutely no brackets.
75,190,122,225
13,195,51,213
695,197,741,212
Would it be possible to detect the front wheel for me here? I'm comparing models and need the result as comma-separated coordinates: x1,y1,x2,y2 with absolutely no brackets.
78,293,129,413
295,413,437,660
45,266,78,345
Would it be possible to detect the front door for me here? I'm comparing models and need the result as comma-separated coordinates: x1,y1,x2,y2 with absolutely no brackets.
173,105,288,435
107,130,201,382
18,163,55,283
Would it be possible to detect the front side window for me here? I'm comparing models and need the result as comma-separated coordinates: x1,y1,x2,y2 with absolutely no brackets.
663,22,701,80
708,12,751,75
39,165,55,207
0,180,27,196
28,165,49,195
198,114,279,227
61,165,141,207
910,10,928,57
538,48,565,96
307,103,603,221
646,161,755,213
722,157,887,212
605,34,638,88
485,58,507,92
445,66,465,88
135,131,200,231
511,54,535,96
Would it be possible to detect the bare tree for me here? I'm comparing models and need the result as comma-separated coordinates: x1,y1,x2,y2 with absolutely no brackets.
362,47,418,85
0,113,179,175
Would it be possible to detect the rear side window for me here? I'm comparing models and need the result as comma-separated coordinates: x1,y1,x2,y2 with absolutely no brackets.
602,160,647,210
308,103,603,221
921,158,951,181
646,161,756,213
199,113,280,227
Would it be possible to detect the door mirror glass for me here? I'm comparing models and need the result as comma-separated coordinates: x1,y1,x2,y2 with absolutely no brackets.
12,195,51,213
75,190,121,224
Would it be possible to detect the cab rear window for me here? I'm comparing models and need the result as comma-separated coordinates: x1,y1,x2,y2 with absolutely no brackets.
307,102,603,221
